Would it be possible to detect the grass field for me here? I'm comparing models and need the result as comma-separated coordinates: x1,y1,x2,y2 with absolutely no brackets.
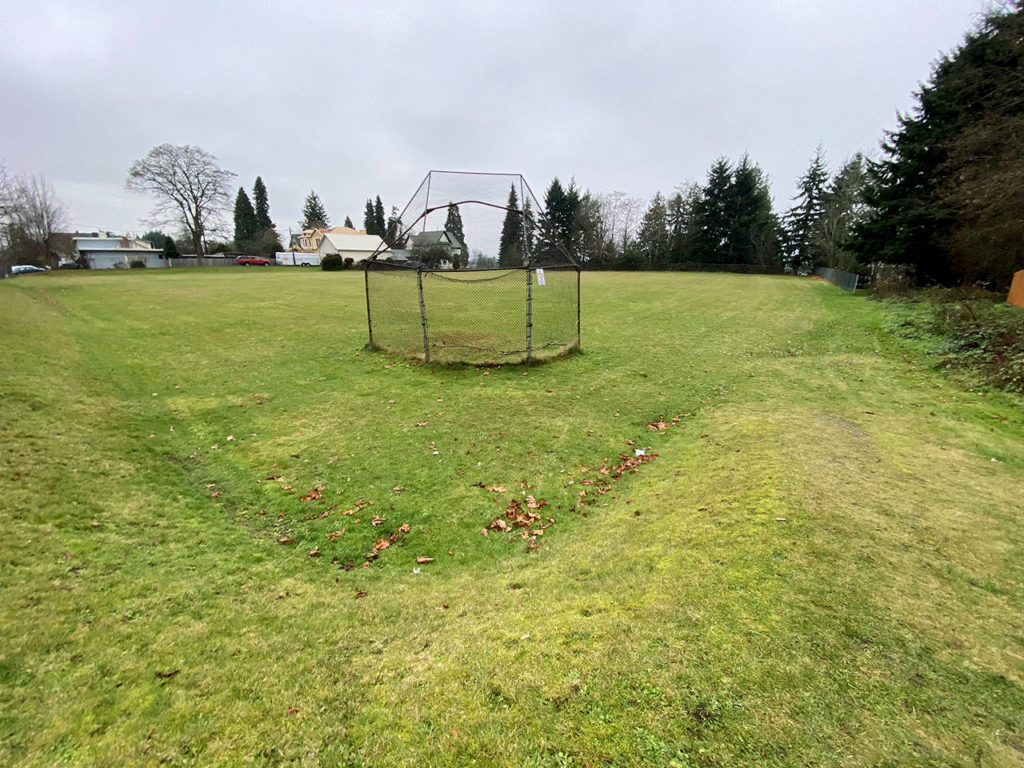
1,269,1023,767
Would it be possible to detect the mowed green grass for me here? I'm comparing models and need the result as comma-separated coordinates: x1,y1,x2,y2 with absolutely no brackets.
1,269,1022,767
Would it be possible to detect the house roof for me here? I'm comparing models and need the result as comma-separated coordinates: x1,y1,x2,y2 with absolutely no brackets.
410,230,459,247
320,232,386,252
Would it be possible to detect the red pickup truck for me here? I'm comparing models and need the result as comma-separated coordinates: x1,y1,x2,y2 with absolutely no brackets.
236,255,270,266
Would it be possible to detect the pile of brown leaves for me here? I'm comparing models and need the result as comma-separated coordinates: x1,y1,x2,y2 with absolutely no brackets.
575,451,658,510
363,522,412,566
483,497,554,551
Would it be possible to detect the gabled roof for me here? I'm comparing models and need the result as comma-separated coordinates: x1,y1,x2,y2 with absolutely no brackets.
321,232,386,252
410,230,460,247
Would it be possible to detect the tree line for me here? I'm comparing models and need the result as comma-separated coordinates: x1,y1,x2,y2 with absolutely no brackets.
5,4,1018,285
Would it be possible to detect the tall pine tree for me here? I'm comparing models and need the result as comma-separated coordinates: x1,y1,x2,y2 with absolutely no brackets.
498,184,524,267
252,177,273,230
636,192,670,266
363,200,377,234
373,196,386,237
783,146,828,272
728,155,779,266
691,158,733,263
854,4,1024,287
301,190,329,229
233,187,258,248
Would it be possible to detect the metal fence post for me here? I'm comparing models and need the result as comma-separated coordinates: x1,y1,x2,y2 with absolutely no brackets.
417,268,431,362
364,265,374,348
525,267,534,364
576,267,581,350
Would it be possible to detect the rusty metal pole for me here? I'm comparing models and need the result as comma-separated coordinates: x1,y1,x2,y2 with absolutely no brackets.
417,268,430,362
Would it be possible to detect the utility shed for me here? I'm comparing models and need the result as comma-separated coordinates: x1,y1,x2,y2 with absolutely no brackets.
1008,270,1024,309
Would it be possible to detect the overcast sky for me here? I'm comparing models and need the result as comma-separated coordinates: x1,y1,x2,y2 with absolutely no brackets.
0,0,992,238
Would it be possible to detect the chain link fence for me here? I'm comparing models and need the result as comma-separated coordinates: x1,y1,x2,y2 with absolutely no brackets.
364,171,580,364
815,266,860,293
366,262,579,364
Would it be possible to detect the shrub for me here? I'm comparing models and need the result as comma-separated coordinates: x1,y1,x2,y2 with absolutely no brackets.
321,253,344,271
885,289,1024,391
130,260,146,269
344,257,354,269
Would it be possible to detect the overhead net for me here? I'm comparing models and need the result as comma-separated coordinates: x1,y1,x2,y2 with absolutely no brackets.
364,171,579,365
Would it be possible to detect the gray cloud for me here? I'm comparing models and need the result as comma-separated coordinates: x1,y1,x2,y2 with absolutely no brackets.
0,0,989,236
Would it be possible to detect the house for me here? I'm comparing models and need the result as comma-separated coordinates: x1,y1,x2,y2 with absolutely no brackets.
289,226,365,253
408,230,464,266
318,232,388,263
51,231,166,269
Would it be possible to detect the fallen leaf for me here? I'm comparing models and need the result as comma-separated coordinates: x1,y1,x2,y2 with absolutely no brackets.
355,589,367,599
226,435,236,441
281,484,292,491
307,546,321,557
480,528,489,537
415,556,434,564
398,523,411,534
392,486,405,492
415,421,428,427
371,516,385,526
210,444,220,450
155,670,180,679
286,707,300,716
327,530,345,541
328,456,339,464
278,537,296,544
486,485,506,493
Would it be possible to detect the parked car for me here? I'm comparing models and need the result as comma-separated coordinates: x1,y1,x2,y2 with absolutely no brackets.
235,255,270,266
11,265,47,274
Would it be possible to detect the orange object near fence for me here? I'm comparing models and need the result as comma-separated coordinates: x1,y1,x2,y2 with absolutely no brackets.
1008,270,1024,308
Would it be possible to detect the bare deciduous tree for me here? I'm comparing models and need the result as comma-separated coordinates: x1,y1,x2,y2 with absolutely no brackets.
126,144,235,258
595,191,644,259
0,169,68,276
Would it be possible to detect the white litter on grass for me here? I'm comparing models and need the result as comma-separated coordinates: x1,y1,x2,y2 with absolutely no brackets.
413,567,421,574
635,448,645,457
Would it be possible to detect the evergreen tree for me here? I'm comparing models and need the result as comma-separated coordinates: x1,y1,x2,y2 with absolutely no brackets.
572,191,606,266
853,4,1024,287
444,202,467,268
141,230,168,250
636,192,670,266
783,145,828,272
542,178,576,255
252,177,273,230
813,154,867,271
344,215,354,229
373,196,386,238
691,158,733,263
522,197,537,259
385,206,408,250
251,177,281,256
498,184,524,267
164,235,179,258
301,190,329,230
233,187,259,247
728,155,779,265
445,203,466,247
363,200,377,234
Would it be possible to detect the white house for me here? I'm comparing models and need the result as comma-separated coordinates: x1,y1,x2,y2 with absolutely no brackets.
71,233,166,269
318,232,388,263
